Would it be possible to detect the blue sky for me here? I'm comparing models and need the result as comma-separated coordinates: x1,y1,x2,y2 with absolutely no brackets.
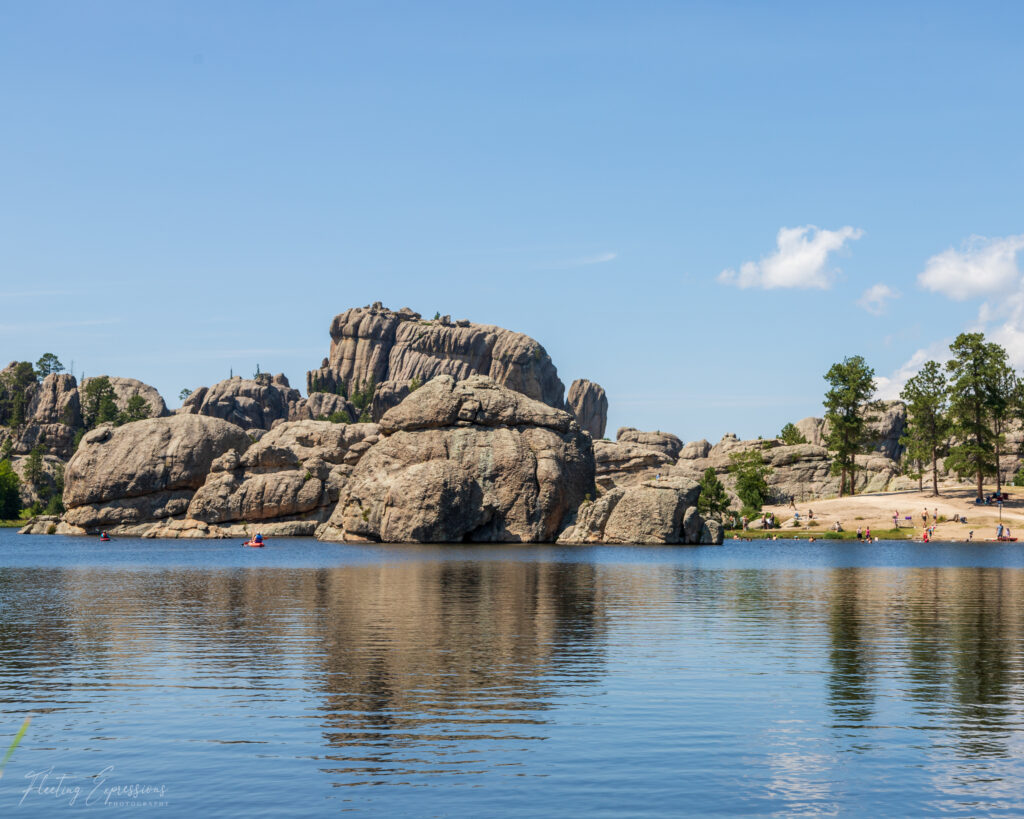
1,1,1022,441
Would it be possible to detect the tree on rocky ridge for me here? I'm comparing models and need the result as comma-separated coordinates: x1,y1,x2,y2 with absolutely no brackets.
822,355,877,496
35,353,64,378
81,376,119,430
899,360,949,496
0,362,38,428
989,361,1018,494
117,395,152,425
945,332,1005,500
779,423,807,445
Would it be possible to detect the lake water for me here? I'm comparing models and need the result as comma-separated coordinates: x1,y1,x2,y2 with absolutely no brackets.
2,530,1024,817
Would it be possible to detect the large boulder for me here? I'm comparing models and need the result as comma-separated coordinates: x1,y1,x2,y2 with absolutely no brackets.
679,439,711,460
187,421,380,533
616,427,683,460
567,379,608,439
305,303,566,420
318,375,593,543
557,477,717,545
593,439,674,492
180,375,300,430
83,376,169,418
62,415,252,529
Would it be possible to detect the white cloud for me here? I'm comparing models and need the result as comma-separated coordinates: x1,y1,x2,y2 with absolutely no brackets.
875,342,952,400
918,234,1024,300
718,225,864,290
857,283,900,316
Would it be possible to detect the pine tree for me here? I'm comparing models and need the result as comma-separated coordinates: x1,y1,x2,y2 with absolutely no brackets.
0,459,21,519
697,467,730,518
779,423,807,445
822,355,877,496
899,360,949,496
728,449,772,513
945,332,1004,500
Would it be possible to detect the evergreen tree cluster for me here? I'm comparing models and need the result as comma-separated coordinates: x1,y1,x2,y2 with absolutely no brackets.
822,332,1021,500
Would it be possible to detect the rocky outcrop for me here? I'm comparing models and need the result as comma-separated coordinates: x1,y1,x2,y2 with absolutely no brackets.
616,427,683,460
318,375,593,543
369,379,413,420
28,373,81,427
180,375,300,430
62,415,252,530
186,421,380,534
679,439,711,460
10,453,65,509
83,376,169,418
287,392,357,424
567,379,608,439
305,303,566,420
593,439,673,492
791,401,907,460
671,435,902,504
557,477,721,545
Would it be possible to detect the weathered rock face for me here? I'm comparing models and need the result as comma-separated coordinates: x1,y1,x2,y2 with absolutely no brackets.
567,379,608,439
557,477,719,545
306,303,566,420
671,436,901,503
187,421,380,532
287,392,357,424
793,401,907,460
593,439,673,492
180,376,301,430
11,453,65,509
63,415,252,529
83,376,169,418
616,427,683,460
369,379,413,421
28,373,81,427
319,375,593,543
679,439,711,460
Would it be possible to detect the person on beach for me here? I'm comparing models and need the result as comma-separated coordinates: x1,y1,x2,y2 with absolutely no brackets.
968,530,974,542
893,511,899,528
865,526,871,541
857,528,863,540
997,523,1004,539
922,508,928,525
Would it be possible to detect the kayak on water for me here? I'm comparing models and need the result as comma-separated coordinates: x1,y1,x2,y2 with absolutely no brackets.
243,540,266,548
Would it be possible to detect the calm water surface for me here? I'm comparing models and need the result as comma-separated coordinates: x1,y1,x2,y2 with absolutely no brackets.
2,529,1024,816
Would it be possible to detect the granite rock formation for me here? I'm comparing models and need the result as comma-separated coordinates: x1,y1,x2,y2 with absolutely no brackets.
616,427,683,460
180,375,300,430
287,392,357,424
62,415,252,530
557,477,721,545
318,375,593,543
187,420,380,535
567,379,608,439
83,376,169,418
593,439,674,492
305,303,566,420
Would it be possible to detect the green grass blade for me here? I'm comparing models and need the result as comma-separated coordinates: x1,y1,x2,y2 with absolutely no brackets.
0,717,31,778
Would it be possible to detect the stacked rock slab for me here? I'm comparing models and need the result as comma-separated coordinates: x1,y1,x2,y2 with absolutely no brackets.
62,415,252,532
187,420,379,536
317,375,594,543
557,477,722,545
306,303,566,420
616,427,683,460
287,392,357,425
180,375,300,430
567,379,608,439
593,439,674,492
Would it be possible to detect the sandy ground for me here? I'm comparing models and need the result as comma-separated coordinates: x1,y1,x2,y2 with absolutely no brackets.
759,485,1024,541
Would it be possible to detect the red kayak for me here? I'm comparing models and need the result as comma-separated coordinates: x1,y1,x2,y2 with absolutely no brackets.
243,540,266,548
